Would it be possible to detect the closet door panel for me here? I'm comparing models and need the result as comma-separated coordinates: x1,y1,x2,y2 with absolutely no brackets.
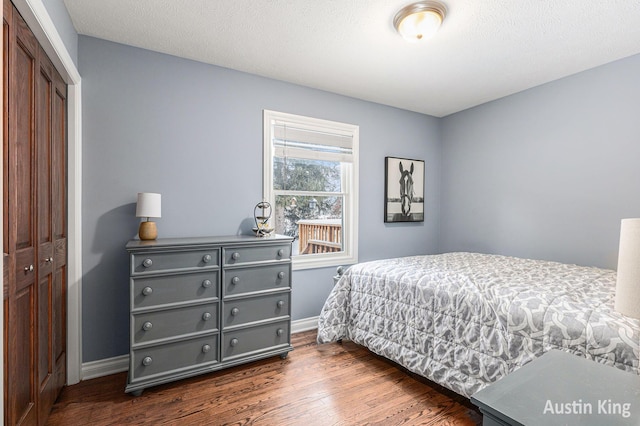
3,0,9,266
7,6,38,425
36,47,56,424
12,12,36,254
3,5,10,422
52,76,66,243
51,71,67,387
12,286,36,425
53,265,66,378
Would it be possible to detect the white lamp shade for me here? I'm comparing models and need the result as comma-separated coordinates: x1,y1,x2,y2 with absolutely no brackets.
136,192,161,218
615,218,640,319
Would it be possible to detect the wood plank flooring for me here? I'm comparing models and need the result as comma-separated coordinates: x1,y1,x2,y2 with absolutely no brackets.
47,331,482,425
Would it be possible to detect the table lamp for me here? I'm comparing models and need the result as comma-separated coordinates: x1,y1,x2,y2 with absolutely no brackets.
615,218,640,319
136,192,161,240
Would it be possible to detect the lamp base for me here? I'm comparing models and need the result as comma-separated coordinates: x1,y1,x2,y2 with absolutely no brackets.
139,221,158,240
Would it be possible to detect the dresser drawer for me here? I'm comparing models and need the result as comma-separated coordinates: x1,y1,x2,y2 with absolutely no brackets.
222,320,290,361
223,292,290,329
131,248,219,275
132,303,219,345
223,244,290,266
223,264,290,297
131,335,219,381
132,271,219,309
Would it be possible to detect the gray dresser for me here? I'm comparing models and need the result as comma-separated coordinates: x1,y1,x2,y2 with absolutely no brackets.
125,235,294,395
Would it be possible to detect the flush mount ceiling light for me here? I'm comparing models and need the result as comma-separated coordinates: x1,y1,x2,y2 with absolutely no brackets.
393,1,446,42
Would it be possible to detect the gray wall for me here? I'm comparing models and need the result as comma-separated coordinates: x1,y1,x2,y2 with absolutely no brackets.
79,36,441,362
41,0,78,66
440,53,640,269
78,28,640,364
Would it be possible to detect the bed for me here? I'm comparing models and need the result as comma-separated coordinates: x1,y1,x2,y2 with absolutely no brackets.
317,252,640,397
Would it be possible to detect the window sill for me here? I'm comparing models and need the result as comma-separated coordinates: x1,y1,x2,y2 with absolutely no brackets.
292,252,357,271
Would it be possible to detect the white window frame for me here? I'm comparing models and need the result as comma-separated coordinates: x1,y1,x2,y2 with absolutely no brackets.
263,110,359,270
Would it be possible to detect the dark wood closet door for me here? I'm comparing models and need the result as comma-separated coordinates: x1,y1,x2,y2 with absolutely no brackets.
2,0,10,419
50,54,67,420
6,3,38,424
4,0,67,424
35,46,60,424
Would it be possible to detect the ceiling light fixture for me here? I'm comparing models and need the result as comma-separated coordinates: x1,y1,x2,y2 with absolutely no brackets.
393,1,446,42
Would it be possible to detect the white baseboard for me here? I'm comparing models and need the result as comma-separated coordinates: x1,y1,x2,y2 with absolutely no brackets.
81,354,129,381
80,316,319,381
291,315,319,333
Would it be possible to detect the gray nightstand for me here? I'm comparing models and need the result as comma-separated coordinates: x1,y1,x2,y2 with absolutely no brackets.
470,350,640,425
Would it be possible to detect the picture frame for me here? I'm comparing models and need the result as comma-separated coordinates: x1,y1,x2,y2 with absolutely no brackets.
384,156,425,223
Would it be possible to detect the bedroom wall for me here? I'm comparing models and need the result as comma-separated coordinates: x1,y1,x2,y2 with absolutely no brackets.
40,0,78,66
78,36,441,362
440,53,640,270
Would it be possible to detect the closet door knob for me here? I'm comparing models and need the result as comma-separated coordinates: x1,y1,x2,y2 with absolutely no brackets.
277,271,285,279
276,300,285,309
142,286,153,296
142,321,153,331
230,338,239,347
202,279,212,288
231,307,240,316
231,276,240,285
231,252,240,260
202,254,212,263
24,264,34,272
142,258,153,268
202,312,212,321
142,356,153,366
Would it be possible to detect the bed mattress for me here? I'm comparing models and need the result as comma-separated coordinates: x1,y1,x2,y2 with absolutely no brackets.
317,252,640,397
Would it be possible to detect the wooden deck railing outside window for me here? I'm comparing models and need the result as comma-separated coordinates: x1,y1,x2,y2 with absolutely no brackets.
297,219,342,254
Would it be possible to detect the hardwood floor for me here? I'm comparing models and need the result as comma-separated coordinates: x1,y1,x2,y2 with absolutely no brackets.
47,331,482,425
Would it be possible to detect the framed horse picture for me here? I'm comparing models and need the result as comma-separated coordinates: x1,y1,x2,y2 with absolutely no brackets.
384,157,425,223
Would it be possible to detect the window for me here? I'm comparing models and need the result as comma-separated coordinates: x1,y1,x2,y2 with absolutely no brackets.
263,110,359,270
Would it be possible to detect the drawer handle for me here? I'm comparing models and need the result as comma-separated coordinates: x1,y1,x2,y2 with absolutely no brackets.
202,312,212,321
142,321,153,331
202,254,212,263
231,252,240,260
24,264,34,272
230,338,239,347
278,271,285,279
231,276,240,285
142,286,153,296
142,356,153,366
202,279,212,288
142,258,153,268
202,344,211,353
276,328,284,337
277,249,284,257
44,257,54,264
276,300,285,309
231,307,240,316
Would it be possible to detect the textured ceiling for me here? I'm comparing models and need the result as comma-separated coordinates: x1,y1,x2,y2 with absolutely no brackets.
63,0,640,117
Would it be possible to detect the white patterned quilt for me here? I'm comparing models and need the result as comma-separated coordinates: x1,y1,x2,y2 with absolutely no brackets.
317,252,640,397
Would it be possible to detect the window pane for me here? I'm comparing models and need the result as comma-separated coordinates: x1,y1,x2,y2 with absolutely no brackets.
273,157,341,192
274,195,343,256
